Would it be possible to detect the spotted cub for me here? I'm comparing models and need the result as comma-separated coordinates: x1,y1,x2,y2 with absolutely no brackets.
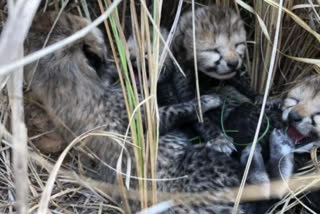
167,5,247,154
282,74,320,213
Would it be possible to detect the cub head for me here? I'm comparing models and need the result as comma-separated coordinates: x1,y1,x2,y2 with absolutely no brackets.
127,27,170,84
172,5,246,79
282,75,320,141
24,12,115,87
127,27,169,65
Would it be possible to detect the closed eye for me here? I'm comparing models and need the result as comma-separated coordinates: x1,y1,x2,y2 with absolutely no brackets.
312,112,320,126
204,48,220,54
285,97,299,107
312,112,320,117
235,42,246,55
235,42,245,47
288,97,299,102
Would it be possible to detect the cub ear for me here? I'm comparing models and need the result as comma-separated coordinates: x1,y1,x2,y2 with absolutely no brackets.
82,43,119,86
82,43,105,78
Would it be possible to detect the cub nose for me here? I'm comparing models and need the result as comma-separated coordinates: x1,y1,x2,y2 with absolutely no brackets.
288,111,303,123
226,60,239,69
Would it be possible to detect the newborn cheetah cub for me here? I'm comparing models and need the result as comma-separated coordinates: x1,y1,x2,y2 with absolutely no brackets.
169,5,247,154
282,74,320,212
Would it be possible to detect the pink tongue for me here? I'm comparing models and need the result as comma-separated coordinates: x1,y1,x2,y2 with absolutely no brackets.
288,126,305,143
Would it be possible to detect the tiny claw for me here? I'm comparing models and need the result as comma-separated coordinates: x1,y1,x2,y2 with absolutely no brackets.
206,134,236,155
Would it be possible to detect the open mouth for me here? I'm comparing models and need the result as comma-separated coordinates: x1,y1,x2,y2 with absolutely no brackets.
288,125,305,143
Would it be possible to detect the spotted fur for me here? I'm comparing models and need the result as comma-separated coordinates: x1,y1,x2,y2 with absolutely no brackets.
165,5,248,154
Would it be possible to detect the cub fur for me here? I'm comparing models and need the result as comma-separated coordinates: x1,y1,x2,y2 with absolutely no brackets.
162,5,248,154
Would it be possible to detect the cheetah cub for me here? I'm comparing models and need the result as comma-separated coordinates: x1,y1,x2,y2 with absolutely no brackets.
282,74,320,212
166,5,247,154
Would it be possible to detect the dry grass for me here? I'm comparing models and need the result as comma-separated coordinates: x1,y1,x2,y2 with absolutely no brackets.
0,0,319,213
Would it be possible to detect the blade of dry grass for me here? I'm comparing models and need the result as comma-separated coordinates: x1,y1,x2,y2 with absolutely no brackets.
7,48,29,214
281,54,320,67
138,5,155,209
79,0,91,20
191,0,203,123
159,0,183,69
232,0,284,213
236,0,271,41
148,2,159,206
292,4,320,10
0,1,41,212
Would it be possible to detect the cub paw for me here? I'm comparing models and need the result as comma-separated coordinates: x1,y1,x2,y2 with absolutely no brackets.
240,143,263,165
240,143,270,198
269,129,294,197
270,129,294,156
206,133,236,155
255,96,283,110
267,97,283,109
199,94,222,112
